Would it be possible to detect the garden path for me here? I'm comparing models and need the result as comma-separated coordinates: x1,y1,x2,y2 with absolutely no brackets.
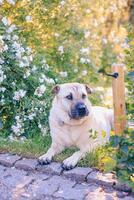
0,153,133,200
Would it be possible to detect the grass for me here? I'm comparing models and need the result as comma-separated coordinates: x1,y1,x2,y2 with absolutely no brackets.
0,133,116,171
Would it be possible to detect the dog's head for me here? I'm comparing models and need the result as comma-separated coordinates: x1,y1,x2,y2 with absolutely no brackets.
52,83,92,120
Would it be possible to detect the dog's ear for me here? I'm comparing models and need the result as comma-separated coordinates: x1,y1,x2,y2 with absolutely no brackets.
52,85,60,95
85,84,92,94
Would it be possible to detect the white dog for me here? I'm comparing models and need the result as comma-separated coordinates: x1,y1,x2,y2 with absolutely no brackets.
38,83,114,170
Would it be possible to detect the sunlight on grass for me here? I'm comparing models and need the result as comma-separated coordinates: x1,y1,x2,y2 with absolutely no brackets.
0,134,115,172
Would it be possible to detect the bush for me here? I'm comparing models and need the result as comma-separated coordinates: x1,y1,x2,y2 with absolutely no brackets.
0,17,55,139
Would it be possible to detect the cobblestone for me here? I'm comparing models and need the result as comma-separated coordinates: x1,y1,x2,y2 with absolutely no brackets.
63,166,92,182
0,153,133,200
36,161,63,175
15,158,38,171
0,153,21,167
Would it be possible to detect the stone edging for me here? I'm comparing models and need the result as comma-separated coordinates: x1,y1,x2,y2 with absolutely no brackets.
0,153,133,195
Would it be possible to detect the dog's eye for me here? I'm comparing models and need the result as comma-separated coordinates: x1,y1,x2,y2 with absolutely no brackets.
82,93,86,99
66,93,73,100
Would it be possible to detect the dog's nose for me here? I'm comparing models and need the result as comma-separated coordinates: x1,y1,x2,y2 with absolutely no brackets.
76,103,87,116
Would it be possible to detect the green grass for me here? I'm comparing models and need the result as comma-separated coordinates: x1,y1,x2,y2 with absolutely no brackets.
0,133,115,170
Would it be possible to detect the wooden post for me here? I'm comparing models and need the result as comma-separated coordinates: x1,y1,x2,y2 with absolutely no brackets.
112,64,126,134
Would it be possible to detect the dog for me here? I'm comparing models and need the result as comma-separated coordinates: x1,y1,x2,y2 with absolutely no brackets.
38,83,114,170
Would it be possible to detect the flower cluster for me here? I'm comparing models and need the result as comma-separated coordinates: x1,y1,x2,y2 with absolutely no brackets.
0,17,55,139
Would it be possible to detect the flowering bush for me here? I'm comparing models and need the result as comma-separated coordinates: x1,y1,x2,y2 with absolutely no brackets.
0,17,56,139
0,15,106,140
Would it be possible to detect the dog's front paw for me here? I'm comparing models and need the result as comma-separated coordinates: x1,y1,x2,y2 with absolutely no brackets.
38,154,52,165
61,157,77,170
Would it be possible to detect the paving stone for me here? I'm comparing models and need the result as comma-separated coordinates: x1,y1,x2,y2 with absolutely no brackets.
85,186,117,200
25,177,59,198
74,182,99,191
87,171,117,187
0,182,12,200
28,171,50,181
63,166,92,182
48,175,76,189
36,162,63,175
0,167,31,188
24,175,76,199
15,158,38,171
113,183,132,193
0,164,6,173
54,185,88,200
0,153,21,167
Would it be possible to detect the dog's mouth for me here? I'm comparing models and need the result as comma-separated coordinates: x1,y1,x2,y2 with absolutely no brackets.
69,103,89,120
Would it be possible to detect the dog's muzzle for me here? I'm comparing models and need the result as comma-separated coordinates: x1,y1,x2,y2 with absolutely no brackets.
69,102,89,119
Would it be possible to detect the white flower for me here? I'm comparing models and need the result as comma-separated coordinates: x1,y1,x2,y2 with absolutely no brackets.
59,71,68,77
0,36,4,52
121,42,129,49
6,24,16,33
39,74,55,84
80,58,91,64
4,34,11,40
80,47,90,54
7,0,16,5
19,61,25,68
11,81,16,86
82,70,88,76
28,113,36,120
12,35,19,40
38,124,42,129
44,64,49,71
0,70,6,83
25,15,32,22
0,87,6,92
86,9,91,14
20,47,25,53
34,85,46,97
74,68,78,73
0,58,4,64
58,46,64,54
113,37,120,44
12,41,21,50
41,127,47,136
11,125,20,135
54,33,60,37
102,37,107,44
31,65,37,72
29,55,33,62
8,134,17,142
15,116,20,121
22,56,30,66
60,1,65,6
109,4,117,12
84,31,90,38
16,52,22,59
42,59,47,64
26,47,32,54
13,89,26,101
2,17,11,26
39,77,44,83
3,44,8,51
23,70,31,78
0,0,3,5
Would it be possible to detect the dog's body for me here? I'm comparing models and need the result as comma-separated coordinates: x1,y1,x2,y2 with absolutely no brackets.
39,83,114,169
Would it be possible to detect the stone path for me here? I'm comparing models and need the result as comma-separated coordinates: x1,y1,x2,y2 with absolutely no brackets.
0,153,133,200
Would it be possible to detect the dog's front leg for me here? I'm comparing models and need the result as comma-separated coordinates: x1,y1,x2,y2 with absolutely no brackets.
62,150,87,170
38,142,64,165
